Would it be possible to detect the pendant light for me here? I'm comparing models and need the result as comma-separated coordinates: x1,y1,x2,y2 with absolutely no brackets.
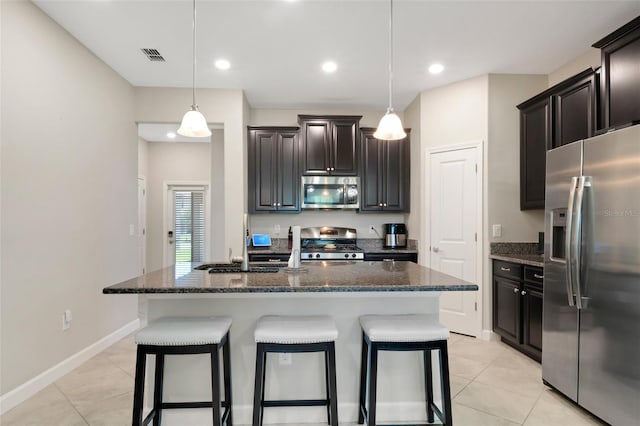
374,0,406,141
177,0,211,137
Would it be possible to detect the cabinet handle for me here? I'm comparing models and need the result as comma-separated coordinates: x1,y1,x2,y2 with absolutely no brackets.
513,287,519,293
534,274,544,279
272,203,277,207
501,267,511,272
277,202,281,206
326,168,331,171
521,290,527,296
383,203,387,207
379,203,383,207
331,167,335,171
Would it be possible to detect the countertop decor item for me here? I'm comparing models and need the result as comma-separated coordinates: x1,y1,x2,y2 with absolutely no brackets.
373,0,406,141
177,0,211,137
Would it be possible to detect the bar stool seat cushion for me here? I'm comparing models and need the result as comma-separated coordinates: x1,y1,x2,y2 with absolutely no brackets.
135,316,232,346
359,314,449,342
254,315,338,344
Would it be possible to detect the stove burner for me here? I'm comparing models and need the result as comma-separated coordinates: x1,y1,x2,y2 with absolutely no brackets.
299,226,365,261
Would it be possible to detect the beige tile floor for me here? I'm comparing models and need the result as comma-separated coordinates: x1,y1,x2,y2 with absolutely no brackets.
1,333,605,426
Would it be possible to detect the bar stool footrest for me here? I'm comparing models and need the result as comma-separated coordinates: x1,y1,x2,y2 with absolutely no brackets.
263,398,329,407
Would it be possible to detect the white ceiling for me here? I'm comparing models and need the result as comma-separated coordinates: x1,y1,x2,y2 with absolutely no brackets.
34,0,640,111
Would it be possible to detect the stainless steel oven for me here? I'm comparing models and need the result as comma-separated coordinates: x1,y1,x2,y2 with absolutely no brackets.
301,176,359,210
300,227,364,260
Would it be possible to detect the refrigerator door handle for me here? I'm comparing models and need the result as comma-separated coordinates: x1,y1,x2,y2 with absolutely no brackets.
565,176,578,307
573,176,591,310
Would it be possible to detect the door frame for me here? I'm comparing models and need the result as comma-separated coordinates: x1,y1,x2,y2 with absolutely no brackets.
138,176,147,275
425,140,484,338
163,180,211,268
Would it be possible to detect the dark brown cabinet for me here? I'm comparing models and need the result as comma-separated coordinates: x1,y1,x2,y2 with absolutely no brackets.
298,115,361,176
519,96,551,210
593,16,640,130
360,128,410,212
493,260,543,362
518,69,596,210
248,127,300,213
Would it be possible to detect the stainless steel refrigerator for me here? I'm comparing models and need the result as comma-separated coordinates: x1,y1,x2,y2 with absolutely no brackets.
543,124,640,425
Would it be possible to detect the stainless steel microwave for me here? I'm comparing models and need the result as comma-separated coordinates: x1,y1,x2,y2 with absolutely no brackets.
301,176,360,209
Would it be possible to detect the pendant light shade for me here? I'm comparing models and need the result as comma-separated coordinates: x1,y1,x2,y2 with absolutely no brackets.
177,0,211,138
375,0,406,141
178,107,211,137
374,108,406,140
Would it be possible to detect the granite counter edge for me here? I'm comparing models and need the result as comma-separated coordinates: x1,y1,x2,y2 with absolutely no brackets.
103,284,478,294
489,254,544,268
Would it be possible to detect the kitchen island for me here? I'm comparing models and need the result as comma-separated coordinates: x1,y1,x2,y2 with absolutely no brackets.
104,261,477,425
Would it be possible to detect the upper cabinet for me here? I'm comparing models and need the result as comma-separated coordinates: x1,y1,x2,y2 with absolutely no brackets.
299,115,361,176
517,69,596,210
593,16,640,130
360,128,410,212
248,127,300,213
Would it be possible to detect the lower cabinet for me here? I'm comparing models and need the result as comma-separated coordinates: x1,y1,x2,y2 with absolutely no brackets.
492,260,543,361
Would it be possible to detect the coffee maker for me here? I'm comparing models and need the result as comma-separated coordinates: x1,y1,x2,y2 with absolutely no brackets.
383,223,407,249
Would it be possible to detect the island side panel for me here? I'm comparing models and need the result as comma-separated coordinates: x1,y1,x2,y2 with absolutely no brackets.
143,293,443,425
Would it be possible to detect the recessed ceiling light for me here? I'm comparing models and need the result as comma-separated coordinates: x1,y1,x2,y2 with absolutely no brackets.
215,59,231,70
322,61,338,73
167,132,177,139
428,63,444,74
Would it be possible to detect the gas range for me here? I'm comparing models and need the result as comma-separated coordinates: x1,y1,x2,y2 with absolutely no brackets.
300,227,364,261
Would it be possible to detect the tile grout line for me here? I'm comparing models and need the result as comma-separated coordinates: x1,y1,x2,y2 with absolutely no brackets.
53,382,91,426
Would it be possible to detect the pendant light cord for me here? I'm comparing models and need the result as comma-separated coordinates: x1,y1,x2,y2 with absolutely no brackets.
191,0,197,108
387,0,394,112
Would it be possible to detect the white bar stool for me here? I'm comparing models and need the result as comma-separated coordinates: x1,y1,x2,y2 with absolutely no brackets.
252,315,339,426
358,314,452,426
132,316,233,426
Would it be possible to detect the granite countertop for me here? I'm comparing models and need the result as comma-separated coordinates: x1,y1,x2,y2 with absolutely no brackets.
103,261,477,294
489,254,544,267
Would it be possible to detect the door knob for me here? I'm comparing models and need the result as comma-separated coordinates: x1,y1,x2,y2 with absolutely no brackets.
432,247,439,252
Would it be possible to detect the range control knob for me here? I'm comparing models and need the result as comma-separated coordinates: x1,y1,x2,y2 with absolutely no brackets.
315,253,321,259
352,253,357,258
307,253,313,259
344,253,349,258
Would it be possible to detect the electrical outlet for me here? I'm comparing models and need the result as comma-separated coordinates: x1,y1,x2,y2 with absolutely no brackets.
369,225,375,234
62,309,72,331
279,353,292,365
274,224,281,235
492,224,502,238
129,224,135,236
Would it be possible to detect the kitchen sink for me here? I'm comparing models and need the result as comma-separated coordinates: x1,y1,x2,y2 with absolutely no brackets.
194,263,282,273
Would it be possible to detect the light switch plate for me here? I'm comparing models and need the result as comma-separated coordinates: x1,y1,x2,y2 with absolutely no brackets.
492,224,502,238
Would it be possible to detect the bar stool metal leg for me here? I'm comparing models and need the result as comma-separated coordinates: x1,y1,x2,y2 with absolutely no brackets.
222,334,233,426
439,341,453,426
327,342,338,426
423,350,434,424
211,348,222,426
357,332,368,425
366,341,378,426
132,347,147,426
153,353,164,426
252,345,266,426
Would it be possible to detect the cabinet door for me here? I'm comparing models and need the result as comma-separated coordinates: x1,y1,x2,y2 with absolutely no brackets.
596,21,640,129
493,276,521,345
302,120,331,175
360,131,383,211
554,73,595,148
249,130,278,212
382,137,409,211
331,119,359,175
277,131,300,211
523,284,543,361
520,97,550,210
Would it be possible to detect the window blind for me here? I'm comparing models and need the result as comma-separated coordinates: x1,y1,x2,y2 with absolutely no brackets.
174,191,205,262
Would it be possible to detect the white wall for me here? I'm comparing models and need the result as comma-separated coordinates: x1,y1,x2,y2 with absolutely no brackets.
138,137,149,179
548,48,600,87
487,74,548,244
1,0,138,395
403,95,422,251
144,140,213,272
134,88,245,262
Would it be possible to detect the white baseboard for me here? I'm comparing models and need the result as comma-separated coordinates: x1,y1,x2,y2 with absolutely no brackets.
481,329,500,341
159,401,440,425
0,319,140,415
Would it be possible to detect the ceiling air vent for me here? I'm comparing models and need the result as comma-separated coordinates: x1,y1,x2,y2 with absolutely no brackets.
141,48,165,62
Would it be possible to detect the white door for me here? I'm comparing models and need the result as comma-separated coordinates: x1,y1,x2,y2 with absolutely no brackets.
164,185,208,273
429,146,480,336
138,177,147,275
